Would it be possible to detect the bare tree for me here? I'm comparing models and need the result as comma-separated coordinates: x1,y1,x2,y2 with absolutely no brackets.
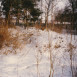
40,0,43,26
68,1,77,77
44,0,52,29
43,0,61,30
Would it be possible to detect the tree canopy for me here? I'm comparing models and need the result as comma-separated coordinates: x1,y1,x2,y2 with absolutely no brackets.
1,0,41,25
55,0,77,23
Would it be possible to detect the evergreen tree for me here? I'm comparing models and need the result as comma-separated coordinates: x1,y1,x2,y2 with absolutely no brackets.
21,0,41,26
1,0,13,25
30,8,41,22
1,0,41,26
12,0,22,25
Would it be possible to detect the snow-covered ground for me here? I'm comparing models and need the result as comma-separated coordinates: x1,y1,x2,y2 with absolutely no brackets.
0,26,77,77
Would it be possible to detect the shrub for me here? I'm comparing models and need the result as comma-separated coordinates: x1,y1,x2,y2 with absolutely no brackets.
0,25,10,49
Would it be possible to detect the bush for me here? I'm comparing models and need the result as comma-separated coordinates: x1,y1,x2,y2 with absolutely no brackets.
0,25,10,49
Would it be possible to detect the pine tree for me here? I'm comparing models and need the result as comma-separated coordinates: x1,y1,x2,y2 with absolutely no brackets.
2,0,13,25
30,8,41,22
22,0,41,27
12,0,22,25
1,0,41,26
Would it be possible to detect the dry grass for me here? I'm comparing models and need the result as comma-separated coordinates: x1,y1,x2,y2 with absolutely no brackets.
0,25,33,55
10,34,21,49
54,44,61,49
50,25,63,33
8,24,16,28
74,70,77,77
0,25,19,49
68,43,76,52
34,24,63,33
0,25,22,54
0,25,10,49
35,24,42,30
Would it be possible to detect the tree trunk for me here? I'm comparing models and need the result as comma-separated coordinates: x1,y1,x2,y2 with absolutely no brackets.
16,9,20,25
46,11,48,30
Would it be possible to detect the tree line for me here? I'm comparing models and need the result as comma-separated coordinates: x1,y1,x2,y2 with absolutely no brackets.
0,0,42,26
55,0,77,30
0,0,77,29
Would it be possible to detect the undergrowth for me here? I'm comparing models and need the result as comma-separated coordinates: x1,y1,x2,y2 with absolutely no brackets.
0,25,22,54
34,24,63,33
0,25,33,55
0,25,10,49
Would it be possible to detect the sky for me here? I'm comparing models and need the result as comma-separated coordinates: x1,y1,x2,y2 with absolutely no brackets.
0,2,1,6
41,0,69,22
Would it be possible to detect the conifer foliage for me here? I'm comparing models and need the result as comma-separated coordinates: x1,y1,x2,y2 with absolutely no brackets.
1,0,41,26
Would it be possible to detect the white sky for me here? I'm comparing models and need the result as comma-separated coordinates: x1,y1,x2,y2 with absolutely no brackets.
40,0,69,22
0,2,1,6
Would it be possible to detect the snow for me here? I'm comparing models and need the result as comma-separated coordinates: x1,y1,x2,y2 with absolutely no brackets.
0,26,77,77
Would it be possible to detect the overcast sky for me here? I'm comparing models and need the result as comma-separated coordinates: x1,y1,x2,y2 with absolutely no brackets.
39,0,69,22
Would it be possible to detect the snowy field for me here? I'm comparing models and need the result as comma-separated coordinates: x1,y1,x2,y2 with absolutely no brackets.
0,26,77,77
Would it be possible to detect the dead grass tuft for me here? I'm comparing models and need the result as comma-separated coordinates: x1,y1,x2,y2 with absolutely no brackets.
0,25,33,55
34,24,63,33
0,25,10,49
50,25,63,33
0,25,22,54
54,44,61,48
35,24,41,29
8,24,16,28
74,70,77,77
68,43,76,52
